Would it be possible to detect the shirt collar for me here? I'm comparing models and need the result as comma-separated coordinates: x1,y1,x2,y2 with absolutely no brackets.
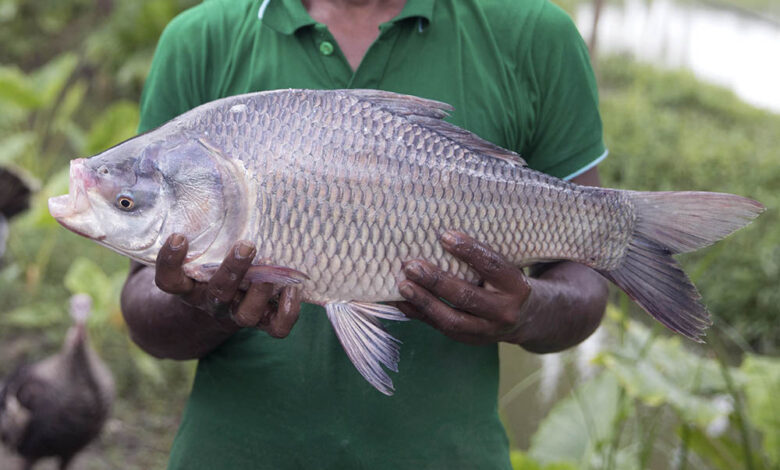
259,0,435,35
392,0,434,25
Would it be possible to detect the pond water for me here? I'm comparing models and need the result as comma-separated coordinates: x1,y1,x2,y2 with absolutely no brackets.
576,0,780,113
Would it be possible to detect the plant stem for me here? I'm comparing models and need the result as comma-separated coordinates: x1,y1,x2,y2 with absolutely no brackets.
605,387,627,470
710,334,755,470
677,424,691,470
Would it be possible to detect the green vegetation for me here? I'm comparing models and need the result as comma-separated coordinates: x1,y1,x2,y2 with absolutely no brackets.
0,1,197,467
552,0,780,22
510,306,780,470
0,0,778,469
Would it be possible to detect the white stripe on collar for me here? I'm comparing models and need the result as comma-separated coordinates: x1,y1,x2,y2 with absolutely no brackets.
562,149,609,181
258,0,271,20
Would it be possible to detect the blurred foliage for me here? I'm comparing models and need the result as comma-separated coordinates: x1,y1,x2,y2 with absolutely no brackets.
0,46,195,419
740,356,780,464
597,55,780,353
510,307,780,470
0,0,197,467
551,0,780,22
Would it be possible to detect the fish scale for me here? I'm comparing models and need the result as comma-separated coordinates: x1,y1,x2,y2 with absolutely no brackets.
49,89,764,395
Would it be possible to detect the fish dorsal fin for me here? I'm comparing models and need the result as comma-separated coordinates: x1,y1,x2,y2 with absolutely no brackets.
348,89,527,167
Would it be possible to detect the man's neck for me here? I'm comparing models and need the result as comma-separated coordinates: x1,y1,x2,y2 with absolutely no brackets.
303,0,407,71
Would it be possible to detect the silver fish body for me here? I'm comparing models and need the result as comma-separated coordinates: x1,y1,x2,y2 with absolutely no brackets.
183,90,630,302
49,89,764,394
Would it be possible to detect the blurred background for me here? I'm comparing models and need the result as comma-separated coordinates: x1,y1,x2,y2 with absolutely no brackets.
0,0,777,468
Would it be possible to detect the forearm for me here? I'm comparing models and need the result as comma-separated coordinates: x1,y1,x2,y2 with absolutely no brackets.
120,262,239,360
512,261,608,353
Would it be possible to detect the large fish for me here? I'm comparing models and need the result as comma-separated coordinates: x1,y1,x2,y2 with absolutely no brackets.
48,89,763,394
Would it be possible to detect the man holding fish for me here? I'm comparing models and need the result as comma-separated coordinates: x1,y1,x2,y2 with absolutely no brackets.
121,0,612,468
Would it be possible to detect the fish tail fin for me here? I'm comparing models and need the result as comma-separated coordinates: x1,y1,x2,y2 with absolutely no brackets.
325,301,408,395
600,191,764,341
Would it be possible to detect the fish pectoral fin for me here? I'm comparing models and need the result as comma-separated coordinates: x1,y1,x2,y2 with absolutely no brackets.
244,264,309,285
184,263,308,286
325,301,408,396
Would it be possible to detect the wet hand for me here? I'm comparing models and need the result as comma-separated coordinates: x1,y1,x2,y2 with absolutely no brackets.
154,233,301,338
396,230,532,344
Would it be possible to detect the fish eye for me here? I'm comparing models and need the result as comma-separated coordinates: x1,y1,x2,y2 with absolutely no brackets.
98,165,109,175
116,194,135,211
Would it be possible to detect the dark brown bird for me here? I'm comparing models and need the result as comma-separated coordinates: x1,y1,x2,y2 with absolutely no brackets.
0,295,115,470
0,166,33,260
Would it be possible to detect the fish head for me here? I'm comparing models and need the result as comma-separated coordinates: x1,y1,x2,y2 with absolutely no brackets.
48,136,243,266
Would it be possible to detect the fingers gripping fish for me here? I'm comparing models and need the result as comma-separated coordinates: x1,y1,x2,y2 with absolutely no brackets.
48,89,764,395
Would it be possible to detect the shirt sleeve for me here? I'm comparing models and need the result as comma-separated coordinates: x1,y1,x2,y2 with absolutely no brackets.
523,2,607,180
137,8,210,134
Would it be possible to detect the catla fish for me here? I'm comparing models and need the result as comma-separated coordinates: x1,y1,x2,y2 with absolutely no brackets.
48,89,764,395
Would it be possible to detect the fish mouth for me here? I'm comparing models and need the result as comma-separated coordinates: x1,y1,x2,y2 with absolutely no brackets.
48,159,106,241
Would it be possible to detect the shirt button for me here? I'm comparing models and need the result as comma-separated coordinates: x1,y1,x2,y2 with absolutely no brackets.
319,41,334,56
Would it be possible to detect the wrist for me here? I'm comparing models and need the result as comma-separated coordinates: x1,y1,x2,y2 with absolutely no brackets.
510,262,607,353
121,265,241,360
508,276,562,349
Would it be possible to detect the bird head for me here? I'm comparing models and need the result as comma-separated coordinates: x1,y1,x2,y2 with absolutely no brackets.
63,294,91,356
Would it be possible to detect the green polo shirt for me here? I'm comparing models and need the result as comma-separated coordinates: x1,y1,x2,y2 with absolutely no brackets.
138,0,606,468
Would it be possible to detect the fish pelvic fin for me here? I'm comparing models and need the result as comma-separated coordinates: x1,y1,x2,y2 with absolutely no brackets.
325,301,409,396
601,191,764,341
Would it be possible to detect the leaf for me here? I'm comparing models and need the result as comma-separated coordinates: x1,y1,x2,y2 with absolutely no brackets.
0,132,36,166
30,53,79,109
23,166,69,229
63,257,114,320
85,100,140,155
0,302,64,328
53,80,87,132
529,372,621,466
682,426,746,470
609,319,739,394
594,317,742,431
0,65,41,108
130,345,164,385
740,355,780,465
510,451,577,470
599,353,731,429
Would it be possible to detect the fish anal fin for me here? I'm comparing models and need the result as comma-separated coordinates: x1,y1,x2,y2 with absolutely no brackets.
325,301,408,396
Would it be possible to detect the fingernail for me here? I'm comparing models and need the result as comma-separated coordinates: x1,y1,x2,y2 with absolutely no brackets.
235,241,255,260
169,234,185,250
399,283,415,300
404,261,424,280
440,232,457,247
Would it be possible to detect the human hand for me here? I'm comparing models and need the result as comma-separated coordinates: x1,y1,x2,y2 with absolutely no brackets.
396,230,532,345
154,233,301,338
